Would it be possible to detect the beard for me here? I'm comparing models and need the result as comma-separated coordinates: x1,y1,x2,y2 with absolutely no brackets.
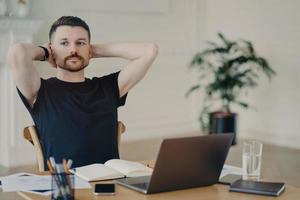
57,53,88,72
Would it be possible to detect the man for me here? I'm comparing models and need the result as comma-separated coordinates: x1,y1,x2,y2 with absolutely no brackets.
7,16,158,168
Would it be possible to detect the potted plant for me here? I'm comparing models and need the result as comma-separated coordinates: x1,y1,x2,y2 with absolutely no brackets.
186,32,276,145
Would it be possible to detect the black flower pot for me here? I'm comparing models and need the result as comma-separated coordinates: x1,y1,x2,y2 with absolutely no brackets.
209,112,237,145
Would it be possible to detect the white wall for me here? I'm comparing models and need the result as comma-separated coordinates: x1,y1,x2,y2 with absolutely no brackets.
202,0,300,148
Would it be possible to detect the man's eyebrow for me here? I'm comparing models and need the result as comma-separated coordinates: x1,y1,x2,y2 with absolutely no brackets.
77,38,88,41
59,38,88,41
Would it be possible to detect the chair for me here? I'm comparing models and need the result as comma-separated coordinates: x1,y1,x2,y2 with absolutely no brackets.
23,121,126,172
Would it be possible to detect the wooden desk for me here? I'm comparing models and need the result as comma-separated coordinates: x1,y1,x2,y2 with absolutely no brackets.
18,183,300,200
1,139,299,200
17,160,300,200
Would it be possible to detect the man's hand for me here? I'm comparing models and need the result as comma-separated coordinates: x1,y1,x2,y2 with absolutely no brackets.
44,43,56,68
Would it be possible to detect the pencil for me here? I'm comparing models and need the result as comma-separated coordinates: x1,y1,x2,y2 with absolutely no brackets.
47,159,63,198
63,159,73,195
63,159,70,174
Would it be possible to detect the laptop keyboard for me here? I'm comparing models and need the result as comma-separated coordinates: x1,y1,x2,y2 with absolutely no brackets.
132,182,149,190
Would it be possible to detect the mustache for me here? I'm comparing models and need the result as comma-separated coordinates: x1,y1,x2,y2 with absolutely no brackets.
64,53,84,62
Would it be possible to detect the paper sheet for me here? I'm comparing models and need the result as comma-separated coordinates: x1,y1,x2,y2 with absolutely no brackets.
0,172,36,188
1,172,91,195
220,164,243,178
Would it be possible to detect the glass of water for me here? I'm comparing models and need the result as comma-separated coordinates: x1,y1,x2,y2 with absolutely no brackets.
242,140,263,181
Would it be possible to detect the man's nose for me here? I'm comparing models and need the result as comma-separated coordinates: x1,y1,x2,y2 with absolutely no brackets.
69,43,78,54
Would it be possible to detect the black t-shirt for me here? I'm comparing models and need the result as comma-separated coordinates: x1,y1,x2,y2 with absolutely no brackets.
17,71,127,169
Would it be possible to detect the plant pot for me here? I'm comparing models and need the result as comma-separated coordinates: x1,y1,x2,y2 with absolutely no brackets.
209,112,237,145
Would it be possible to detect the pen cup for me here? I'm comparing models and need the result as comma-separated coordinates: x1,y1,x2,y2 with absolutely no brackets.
51,173,74,200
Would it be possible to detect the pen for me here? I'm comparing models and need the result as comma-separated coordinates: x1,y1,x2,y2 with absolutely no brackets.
47,160,54,173
63,159,73,196
56,164,69,200
49,157,57,172
63,159,70,174
49,158,69,200
47,159,63,198
67,159,73,169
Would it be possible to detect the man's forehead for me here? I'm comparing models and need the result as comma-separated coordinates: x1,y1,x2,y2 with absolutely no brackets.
53,25,89,41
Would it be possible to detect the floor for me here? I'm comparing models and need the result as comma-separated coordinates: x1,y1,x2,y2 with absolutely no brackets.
1,133,299,199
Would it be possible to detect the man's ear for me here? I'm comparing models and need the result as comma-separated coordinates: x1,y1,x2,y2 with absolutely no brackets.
49,43,55,59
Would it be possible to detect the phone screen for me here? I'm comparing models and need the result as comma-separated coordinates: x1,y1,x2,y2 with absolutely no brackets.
94,184,115,195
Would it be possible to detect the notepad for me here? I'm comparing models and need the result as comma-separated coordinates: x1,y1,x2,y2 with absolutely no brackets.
70,159,153,182
229,179,285,196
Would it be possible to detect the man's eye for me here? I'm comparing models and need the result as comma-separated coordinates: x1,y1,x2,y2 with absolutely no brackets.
60,41,68,46
77,41,86,46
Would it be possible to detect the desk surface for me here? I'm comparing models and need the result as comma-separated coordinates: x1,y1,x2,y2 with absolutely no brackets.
1,138,299,199
18,183,300,200
17,160,300,200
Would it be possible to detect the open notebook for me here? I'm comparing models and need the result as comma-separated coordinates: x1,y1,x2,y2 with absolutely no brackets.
70,159,153,182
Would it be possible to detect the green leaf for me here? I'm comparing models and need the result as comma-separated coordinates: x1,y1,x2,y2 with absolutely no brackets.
236,101,249,109
190,53,204,66
218,32,232,46
256,57,276,79
185,85,201,97
242,40,256,56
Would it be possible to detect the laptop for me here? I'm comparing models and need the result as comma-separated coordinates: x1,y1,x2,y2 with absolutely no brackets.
116,133,234,194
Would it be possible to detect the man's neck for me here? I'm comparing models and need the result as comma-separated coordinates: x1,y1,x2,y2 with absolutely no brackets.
56,68,85,82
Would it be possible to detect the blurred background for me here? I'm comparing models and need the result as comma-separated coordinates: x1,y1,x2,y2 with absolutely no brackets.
0,0,299,168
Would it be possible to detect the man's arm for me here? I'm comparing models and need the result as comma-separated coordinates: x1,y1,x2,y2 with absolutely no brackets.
91,43,159,97
6,43,45,107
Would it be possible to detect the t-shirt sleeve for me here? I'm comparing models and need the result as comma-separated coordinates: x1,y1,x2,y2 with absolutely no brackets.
103,71,128,107
16,78,44,115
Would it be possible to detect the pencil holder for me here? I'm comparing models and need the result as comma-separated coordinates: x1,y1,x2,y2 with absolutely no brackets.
51,173,74,200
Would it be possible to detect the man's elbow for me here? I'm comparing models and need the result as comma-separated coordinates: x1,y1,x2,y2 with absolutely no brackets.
150,43,159,56
145,43,159,59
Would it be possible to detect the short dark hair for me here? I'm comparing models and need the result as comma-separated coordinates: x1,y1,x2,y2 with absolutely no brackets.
49,16,91,42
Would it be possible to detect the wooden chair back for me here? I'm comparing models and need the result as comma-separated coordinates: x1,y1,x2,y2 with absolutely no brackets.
23,121,126,172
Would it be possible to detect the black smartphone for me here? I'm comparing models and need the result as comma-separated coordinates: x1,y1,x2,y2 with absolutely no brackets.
94,183,116,196
218,174,242,185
